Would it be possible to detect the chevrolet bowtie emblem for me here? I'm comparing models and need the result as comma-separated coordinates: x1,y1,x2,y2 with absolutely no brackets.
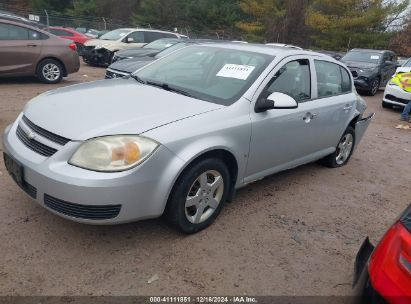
27,131,36,140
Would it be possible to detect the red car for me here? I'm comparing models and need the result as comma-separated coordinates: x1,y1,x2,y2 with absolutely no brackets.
47,26,91,54
353,205,411,303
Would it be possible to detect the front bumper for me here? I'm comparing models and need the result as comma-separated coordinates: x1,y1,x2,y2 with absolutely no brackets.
383,84,410,108
82,47,112,66
354,77,376,91
3,116,185,224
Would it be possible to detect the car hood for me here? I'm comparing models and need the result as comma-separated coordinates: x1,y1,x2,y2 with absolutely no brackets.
23,79,223,141
116,48,159,58
342,61,378,70
109,57,155,73
396,67,411,74
84,38,116,47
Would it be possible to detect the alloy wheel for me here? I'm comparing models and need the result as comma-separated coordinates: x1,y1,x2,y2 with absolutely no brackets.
336,133,354,165
371,79,380,95
42,63,61,81
185,170,224,224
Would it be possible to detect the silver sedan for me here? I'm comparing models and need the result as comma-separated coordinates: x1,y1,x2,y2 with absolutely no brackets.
3,43,374,233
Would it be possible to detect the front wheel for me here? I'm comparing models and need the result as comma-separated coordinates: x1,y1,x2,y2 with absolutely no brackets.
321,127,356,168
165,158,231,234
368,78,380,96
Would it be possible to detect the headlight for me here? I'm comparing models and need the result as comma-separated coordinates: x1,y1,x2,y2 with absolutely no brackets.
69,135,159,172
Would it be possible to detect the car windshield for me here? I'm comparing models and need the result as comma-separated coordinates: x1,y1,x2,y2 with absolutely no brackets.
154,42,188,58
100,29,130,41
135,46,273,105
342,51,381,64
144,39,180,50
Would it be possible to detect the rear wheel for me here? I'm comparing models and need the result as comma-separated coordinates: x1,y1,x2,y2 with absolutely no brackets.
165,158,231,234
321,127,355,168
36,59,63,84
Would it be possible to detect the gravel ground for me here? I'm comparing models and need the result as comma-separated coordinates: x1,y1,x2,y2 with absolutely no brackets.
0,63,410,296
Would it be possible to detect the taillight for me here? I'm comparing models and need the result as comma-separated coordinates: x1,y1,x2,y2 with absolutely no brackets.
369,220,411,303
69,43,76,52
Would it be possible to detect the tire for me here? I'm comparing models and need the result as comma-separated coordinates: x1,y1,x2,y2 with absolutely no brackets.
382,101,392,109
321,127,356,168
367,78,380,96
36,59,64,84
165,158,231,234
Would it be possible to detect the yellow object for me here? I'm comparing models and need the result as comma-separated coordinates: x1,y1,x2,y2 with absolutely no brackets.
111,142,141,164
390,72,411,93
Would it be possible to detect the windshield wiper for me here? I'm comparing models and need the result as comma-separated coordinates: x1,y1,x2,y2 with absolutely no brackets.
145,81,194,98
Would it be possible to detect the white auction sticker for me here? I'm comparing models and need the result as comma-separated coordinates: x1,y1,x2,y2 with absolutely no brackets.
216,64,256,80
370,55,380,60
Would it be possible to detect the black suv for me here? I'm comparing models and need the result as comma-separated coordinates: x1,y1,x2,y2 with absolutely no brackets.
341,49,398,96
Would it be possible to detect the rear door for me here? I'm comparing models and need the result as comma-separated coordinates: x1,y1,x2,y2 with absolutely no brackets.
0,22,43,76
311,59,356,148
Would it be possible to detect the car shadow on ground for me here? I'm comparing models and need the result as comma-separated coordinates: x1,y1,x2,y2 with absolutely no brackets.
30,161,327,246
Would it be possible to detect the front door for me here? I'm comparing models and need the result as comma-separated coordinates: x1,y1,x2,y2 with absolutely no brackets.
246,57,322,181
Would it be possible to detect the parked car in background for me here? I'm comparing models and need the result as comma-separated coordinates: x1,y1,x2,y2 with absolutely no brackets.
317,50,345,61
341,49,398,96
353,205,411,303
111,38,182,63
83,28,184,66
106,39,218,79
0,18,80,84
4,43,373,233
382,57,411,109
47,26,91,55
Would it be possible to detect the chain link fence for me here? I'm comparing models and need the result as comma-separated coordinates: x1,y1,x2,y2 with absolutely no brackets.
0,3,243,40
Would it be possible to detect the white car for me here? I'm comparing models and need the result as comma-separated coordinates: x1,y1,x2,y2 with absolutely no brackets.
382,58,411,109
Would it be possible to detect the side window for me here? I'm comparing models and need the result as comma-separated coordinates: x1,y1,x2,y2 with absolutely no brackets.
340,67,352,93
144,32,169,43
29,30,47,40
61,30,74,37
0,23,29,40
260,59,311,103
126,31,144,43
315,60,350,97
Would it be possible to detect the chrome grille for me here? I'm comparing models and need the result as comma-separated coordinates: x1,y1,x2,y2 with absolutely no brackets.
22,115,70,145
16,125,57,157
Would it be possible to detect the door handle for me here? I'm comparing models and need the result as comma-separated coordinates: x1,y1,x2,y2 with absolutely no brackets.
26,44,37,47
343,105,353,111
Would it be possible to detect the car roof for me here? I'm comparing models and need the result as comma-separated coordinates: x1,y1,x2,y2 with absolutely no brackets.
0,12,47,29
0,18,49,32
191,42,332,59
114,28,179,35
350,48,393,54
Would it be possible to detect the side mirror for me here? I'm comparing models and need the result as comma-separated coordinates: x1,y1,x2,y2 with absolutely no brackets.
385,60,393,66
255,92,298,113
126,37,134,43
